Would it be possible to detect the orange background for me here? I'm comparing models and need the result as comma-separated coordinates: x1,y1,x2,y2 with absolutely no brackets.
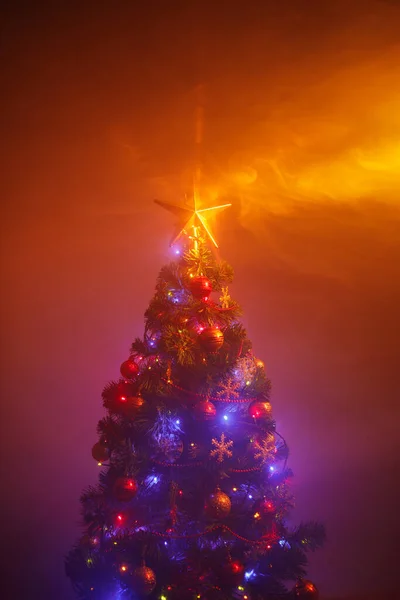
1,2,399,598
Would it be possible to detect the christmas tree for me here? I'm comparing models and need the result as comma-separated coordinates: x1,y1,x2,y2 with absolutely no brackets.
66,195,325,600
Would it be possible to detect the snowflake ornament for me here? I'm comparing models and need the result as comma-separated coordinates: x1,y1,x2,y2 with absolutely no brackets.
253,433,275,464
219,286,232,309
210,433,233,462
216,376,241,400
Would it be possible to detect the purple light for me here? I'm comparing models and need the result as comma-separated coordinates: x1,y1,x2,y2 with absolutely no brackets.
269,466,275,472
223,415,229,421
248,494,253,499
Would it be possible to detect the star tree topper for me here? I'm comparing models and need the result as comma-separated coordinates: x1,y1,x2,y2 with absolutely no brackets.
154,186,231,248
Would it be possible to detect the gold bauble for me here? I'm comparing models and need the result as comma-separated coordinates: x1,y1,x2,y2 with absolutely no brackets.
205,488,231,518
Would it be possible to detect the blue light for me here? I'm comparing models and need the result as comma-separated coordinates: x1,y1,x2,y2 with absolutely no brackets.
175,419,180,425
245,569,255,581
269,466,275,472
223,415,229,421
145,474,160,487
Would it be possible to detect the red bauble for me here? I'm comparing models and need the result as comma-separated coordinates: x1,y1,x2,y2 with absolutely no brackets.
131,564,156,596
248,400,273,421
189,276,212,299
120,358,139,380
119,395,145,417
199,327,224,352
205,488,231,518
294,579,319,599
194,399,217,420
91,441,110,463
113,477,138,502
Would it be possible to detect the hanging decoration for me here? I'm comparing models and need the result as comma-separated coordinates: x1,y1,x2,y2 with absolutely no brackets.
189,275,212,299
194,399,217,420
216,376,241,400
198,327,224,352
120,358,140,380
248,400,273,421
91,441,110,463
252,433,275,465
205,488,232,518
219,286,231,309
210,432,234,463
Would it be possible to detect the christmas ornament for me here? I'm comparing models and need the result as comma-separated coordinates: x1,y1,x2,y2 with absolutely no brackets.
189,275,212,299
119,395,145,417
219,286,231,309
91,441,110,463
248,400,273,421
120,358,139,380
210,432,233,462
252,433,275,465
154,191,231,248
216,376,240,400
113,477,138,502
199,327,224,352
205,488,231,518
194,399,217,420
131,564,156,596
294,579,319,599
235,355,257,385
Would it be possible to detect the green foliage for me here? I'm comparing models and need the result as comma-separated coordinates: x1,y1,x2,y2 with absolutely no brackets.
67,234,325,600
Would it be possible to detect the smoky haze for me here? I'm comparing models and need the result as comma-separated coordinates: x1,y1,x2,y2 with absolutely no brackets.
1,1,399,599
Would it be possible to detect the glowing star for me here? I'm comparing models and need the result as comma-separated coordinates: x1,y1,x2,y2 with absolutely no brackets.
253,433,275,465
210,432,233,463
154,186,231,248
